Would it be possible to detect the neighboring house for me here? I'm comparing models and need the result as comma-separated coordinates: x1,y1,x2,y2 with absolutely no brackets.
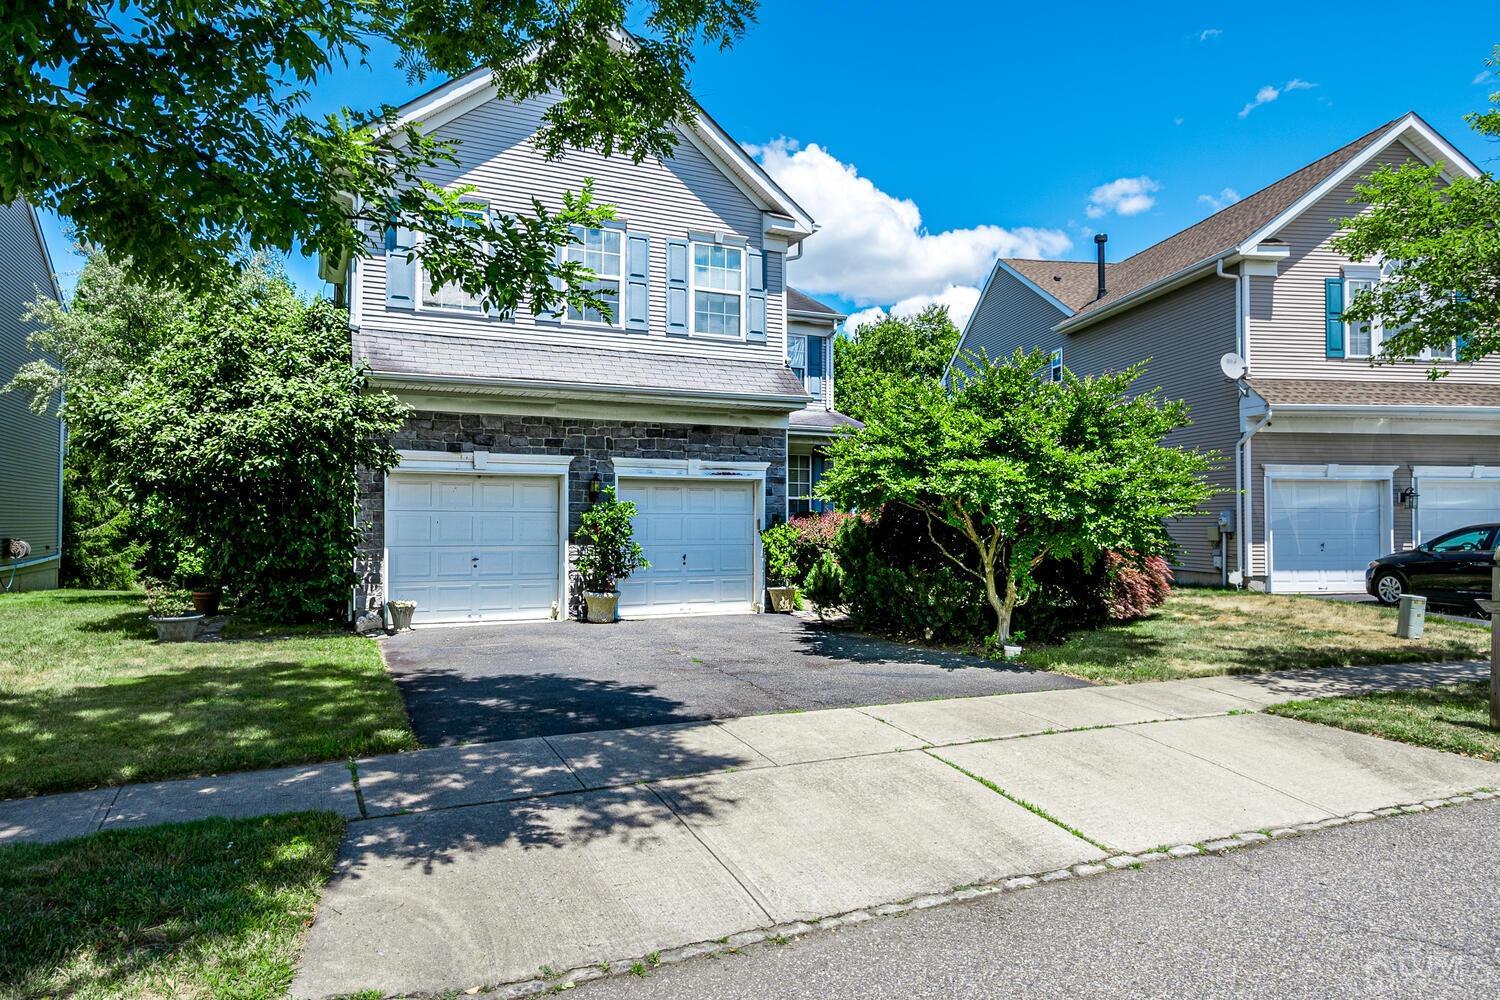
344,73,822,626
785,287,861,515
949,112,1500,595
0,199,64,592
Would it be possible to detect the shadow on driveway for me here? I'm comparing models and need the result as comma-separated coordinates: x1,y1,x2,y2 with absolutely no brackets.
382,614,1086,746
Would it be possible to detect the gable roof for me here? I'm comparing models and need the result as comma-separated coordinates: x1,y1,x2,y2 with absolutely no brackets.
387,68,815,239
1049,112,1481,332
1000,259,1101,312
787,287,845,320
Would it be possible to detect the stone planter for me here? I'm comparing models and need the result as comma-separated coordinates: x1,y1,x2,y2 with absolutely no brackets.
584,591,620,623
767,586,798,613
149,614,204,643
191,589,221,616
386,600,416,631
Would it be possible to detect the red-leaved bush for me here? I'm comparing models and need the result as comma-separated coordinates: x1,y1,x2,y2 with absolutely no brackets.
787,511,856,581
1101,552,1174,621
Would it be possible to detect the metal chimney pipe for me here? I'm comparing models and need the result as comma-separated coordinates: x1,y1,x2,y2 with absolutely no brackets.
1094,233,1108,300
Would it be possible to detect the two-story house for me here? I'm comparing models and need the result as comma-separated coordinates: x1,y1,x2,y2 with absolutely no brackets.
0,199,64,592
949,112,1500,595
785,288,860,515
343,71,823,626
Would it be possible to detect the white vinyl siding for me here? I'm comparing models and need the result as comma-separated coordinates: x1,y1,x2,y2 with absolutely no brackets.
565,225,624,326
354,90,785,365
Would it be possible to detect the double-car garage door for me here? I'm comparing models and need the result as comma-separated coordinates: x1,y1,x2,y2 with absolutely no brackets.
386,473,755,624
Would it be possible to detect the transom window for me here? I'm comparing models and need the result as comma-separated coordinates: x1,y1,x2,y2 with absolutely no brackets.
692,243,744,337
421,206,487,313
1344,264,1454,361
565,225,624,326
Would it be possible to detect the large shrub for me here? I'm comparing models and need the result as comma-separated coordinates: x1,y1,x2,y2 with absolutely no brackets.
786,510,852,583
59,447,141,589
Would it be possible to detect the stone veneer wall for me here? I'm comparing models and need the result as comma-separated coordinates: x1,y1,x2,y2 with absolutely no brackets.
354,410,787,614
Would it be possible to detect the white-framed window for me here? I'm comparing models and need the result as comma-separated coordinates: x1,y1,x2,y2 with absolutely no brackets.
691,242,744,337
421,204,488,314
565,225,624,326
1344,264,1454,361
1049,348,1063,383
787,334,807,382
789,454,813,516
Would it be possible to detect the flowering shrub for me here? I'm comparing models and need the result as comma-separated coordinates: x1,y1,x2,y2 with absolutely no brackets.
787,511,854,583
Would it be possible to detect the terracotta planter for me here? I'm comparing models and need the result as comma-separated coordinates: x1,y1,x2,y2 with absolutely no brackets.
149,614,204,643
767,586,798,613
584,591,620,623
191,589,221,616
386,601,416,631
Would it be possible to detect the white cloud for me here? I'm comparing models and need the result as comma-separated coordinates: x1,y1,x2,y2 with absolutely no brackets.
844,284,985,335
1198,187,1241,211
1199,28,1222,41
1239,78,1317,118
745,137,1071,306
1085,176,1160,219
1475,70,1493,85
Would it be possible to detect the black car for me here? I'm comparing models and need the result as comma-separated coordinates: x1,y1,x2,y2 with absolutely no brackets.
1366,523,1498,612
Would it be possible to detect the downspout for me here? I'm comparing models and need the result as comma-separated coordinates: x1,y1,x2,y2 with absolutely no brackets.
1215,258,1249,586
1238,409,1272,588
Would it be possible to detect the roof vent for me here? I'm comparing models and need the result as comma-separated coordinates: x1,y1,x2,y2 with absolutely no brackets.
1094,233,1108,300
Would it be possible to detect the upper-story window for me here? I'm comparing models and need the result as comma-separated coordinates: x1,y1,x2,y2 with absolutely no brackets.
692,243,744,337
787,334,827,396
565,225,624,326
1048,348,1063,382
1342,264,1454,361
420,204,488,314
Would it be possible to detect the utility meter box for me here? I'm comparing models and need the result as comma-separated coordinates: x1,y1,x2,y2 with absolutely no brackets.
1396,594,1427,639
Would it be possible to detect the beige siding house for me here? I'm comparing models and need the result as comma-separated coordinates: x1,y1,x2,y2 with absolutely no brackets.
0,200,63,591
340,72,822,626
949,113,1499,594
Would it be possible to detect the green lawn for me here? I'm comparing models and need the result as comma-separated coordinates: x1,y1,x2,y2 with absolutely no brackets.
1019,589,1489,684
1269,682,1500,762
0,590,418,798
0,812,345,999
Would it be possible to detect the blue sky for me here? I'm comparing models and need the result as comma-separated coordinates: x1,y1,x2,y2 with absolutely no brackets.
36,1,1500,329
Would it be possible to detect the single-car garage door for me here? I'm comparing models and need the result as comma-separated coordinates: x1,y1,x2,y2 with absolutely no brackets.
1415,479,1500,544
1269,479,1384,593
386,474,561,625
617,479,755,616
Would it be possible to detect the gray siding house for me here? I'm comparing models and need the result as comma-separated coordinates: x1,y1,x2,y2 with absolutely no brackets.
785,288,861,515
949,113,1500,594
0,200,64,591
343,73,822,626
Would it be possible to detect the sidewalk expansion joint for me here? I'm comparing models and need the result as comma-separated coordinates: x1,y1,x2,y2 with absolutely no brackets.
923,749,1112,852
345,759,368,819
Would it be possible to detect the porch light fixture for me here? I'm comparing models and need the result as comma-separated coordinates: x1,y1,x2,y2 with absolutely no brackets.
588,472,602,502
1398,485,1419,509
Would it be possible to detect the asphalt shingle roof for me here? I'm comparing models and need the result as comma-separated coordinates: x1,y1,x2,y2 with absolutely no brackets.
788,407,863,432
1249,378,1500,408
354,328,810,402
1002,259,1103,312
787,288,844,318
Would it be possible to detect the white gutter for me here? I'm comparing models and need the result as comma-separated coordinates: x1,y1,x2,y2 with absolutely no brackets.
1215,258,1247,363
370,371,812,408
1236,408,1273,587
1264,403,1500,418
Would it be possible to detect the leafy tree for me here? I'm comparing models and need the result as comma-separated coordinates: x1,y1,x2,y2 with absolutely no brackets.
832,304,961,424
4,0,755,309
7,252,406,619
817,349,1216,645
1332,46,1500,368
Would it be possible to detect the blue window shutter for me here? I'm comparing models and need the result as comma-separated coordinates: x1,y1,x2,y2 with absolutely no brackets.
534,244,565,324
811,454,826,512
746,247,767,343
666,238,689,336
1455,291,1471,358
385,224,416,310
625,232,650,332
807,336,825,378
1324,277,1345,358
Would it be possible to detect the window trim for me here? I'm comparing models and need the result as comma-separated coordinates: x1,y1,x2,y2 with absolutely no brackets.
562,223,627,329
688,240,746,340
788,453,813,512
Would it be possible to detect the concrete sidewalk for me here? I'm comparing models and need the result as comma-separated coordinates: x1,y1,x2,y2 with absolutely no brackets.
0,659,1486,846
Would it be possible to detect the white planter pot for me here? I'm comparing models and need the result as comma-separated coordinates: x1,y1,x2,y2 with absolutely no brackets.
149,614,204,643
766,586,798,613
385,601,416,631
584,591,620,623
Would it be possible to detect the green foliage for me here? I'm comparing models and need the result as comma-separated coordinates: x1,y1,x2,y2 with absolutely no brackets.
1332,59,1500,367
801,552,844,621
760,522,802,587
143,582,196,619
786,510,851,582
60,449,141,590
9,251,408,621
4,1,756,304
831,304,961,424
574,487,649,593
819,348,1216,642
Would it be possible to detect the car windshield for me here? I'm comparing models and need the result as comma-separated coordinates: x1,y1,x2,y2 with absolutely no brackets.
1428,527,1494,553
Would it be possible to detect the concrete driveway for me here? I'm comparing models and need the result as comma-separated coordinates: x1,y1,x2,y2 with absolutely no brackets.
381,613,1086,745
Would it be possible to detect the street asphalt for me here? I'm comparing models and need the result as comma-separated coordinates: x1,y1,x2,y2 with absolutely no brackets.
571,798,1500,1000
381,613,1086,745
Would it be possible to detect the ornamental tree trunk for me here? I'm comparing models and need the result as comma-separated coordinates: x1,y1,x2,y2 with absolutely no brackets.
978,552,1020,647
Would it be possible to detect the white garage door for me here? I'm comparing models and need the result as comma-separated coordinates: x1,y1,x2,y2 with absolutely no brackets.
386,474,560,625
1416,479,1500,543
617,479,755,616
1269,479,1384,593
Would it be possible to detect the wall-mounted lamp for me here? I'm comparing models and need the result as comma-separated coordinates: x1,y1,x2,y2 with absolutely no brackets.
588,472,602,503
1398,486,1419,509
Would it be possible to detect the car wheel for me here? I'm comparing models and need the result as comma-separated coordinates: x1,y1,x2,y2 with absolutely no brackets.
1373,572,1405,606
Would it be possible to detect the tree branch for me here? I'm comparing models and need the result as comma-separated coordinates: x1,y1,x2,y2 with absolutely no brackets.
923,508,986,582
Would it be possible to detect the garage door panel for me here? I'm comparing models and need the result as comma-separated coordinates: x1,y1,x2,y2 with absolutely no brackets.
1418,480,1500,542
618,479,756,616
387,473,560,624
1270,479,1383,593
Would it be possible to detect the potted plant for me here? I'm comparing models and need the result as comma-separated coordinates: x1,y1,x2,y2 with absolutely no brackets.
385,599,417,631
144,581,204,642
761,522,801,612
574,486,649,623
177,546,224,616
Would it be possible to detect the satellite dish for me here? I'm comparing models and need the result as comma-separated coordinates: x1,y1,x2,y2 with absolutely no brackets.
1220,352,1248,380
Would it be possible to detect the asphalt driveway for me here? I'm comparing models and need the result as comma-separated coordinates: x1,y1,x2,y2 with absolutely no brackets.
381,614,1087,745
